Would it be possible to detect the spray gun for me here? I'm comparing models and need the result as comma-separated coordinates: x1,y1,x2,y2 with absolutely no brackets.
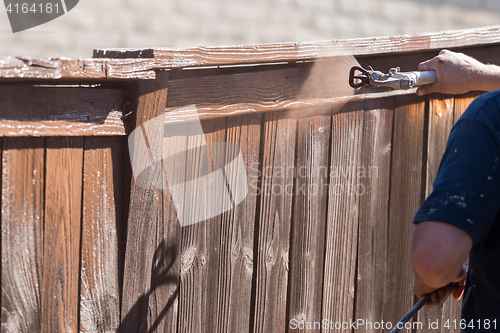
349,66,437,90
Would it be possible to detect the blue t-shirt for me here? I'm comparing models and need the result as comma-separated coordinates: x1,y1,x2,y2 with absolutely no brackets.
414,90,500,331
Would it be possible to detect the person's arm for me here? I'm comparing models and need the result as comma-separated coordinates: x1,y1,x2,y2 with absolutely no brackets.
416,49,500,96
411,220,472,308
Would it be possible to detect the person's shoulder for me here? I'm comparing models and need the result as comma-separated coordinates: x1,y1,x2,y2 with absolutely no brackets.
454,90,500,139
460,90,500,121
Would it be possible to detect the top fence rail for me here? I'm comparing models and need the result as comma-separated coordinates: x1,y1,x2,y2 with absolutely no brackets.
1,26,500,82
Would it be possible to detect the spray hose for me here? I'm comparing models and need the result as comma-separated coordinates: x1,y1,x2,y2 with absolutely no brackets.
389,294,430,333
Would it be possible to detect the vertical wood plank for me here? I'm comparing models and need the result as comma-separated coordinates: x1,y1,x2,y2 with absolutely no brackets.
252,111,296,333
177,118,227,333
425,96,455,192
149,179,181,333
1,138,44,332
42,137,83,333
80,137,122,332
454,92,482,122
287,114,331,332
385,95,426,333
119,71,170,333
141,109,184,333
214,114,261,332
355,98,394,332
147,154,182,333
321,103,364,332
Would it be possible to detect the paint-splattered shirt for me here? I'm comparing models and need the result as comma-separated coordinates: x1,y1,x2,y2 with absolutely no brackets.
414,89,500,330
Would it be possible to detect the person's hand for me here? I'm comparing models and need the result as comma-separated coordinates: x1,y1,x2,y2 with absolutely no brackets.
413,265,467,308
416,50,497,96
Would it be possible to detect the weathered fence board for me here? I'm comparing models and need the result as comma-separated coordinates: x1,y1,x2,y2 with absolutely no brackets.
42,138,83,333
120,71,170,332
287,114,331,333
252,111,296,333
454,92,482,121
165,63,311,112
215,114,261,332
0,56,156,81
151,179,181,333
95,26,500,67
386,96,426,332
355,98,394,332
1,138,44,332
176,118,226,333
321,103,364,332
80,137,123,332
0,86,127,136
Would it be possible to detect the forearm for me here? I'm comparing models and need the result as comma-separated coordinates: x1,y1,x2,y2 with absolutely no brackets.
412,258,464,291
475,63,500,92
411,221,471,296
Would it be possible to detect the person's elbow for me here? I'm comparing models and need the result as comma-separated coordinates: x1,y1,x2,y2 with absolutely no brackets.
411,240,459,288
411,221,472,289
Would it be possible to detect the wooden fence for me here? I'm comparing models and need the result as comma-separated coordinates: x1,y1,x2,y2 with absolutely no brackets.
1,26,499,332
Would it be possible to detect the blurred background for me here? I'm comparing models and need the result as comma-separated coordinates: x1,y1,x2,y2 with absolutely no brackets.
1,0,499,58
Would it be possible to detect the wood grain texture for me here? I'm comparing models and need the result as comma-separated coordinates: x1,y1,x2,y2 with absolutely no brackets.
454,92,482,122
119,71,169,333
385,95,426,332
165,61,395,124
42,137,83,333
176,118,227,333
321,103,364,332
354,98,394,332
1,138,44,332
147,179,181,333
0,86,127,137
163,89,421,124
426,94,456,192
252,111,296,333
426,95,455,189
0,56,156,81
165,62,334,113
287,114,331,332
212,114,261,332
80,137,123,332
95,26,500,67
143,118,184,333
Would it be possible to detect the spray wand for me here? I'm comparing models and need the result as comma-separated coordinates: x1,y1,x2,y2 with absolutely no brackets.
349,66,437,90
